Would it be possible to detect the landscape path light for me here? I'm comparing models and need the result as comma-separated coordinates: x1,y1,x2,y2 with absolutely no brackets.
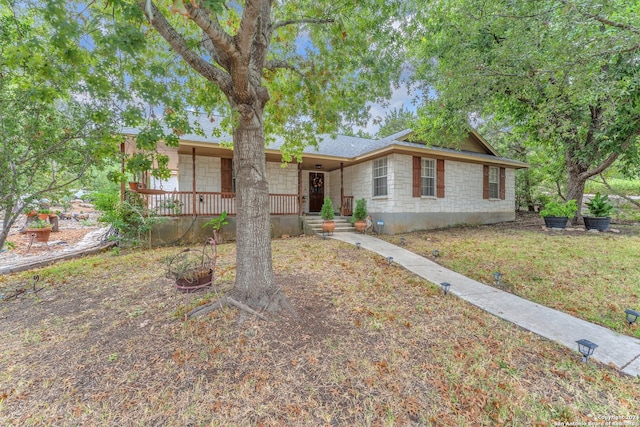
493,271,503,286
355,242,361,250
387,256,393,266
576,339,598,363
624,309,640,325
440,282,451,295
433,249,439,258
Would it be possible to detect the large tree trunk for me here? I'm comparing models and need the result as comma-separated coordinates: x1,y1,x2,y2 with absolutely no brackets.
0,202,19,252
566,164,587,225
230,106,288,312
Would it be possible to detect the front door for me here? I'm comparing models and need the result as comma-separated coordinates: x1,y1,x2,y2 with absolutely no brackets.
309,172,325,212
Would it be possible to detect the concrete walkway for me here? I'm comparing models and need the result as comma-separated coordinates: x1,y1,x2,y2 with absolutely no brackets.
330,233,640,377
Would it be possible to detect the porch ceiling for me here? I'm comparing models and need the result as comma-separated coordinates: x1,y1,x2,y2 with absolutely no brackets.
178,143,347,172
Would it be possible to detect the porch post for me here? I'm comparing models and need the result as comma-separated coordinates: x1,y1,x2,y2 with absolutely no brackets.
340,162,344,216
192,147,196,217
298,162,303,216
120,142,125,201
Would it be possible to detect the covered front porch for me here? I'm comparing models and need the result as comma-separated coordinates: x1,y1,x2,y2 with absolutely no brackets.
130,188,354,217
124,143,354,218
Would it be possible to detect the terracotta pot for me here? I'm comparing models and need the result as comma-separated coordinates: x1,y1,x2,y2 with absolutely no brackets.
26,228,52,243
37,213,49,220
129,182,140,190
322,220,336,234
354,219,367,233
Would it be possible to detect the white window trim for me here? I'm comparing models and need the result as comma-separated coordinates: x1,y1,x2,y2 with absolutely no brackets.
489,166,500,200
373,157,388,197
421,158,436,198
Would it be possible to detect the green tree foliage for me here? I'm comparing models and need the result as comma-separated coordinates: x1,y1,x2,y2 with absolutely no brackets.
375,107,416,138
409,0,640,217
49,0,408,311
0,8,122,250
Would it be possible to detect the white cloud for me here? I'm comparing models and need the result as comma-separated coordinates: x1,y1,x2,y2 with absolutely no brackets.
356,82,420,136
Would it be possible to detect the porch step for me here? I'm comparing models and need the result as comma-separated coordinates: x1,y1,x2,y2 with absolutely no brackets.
303,216,355,235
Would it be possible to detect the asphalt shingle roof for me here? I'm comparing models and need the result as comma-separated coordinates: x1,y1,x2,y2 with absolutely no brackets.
121,112,527,167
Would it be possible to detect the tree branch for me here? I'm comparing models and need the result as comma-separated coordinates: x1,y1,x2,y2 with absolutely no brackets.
272,17,334,31
236,0,261,57
265,59,304,77
582,11,640,35
138,1,232,93
580,131,639,180
188,6,237,63
597,174,640,209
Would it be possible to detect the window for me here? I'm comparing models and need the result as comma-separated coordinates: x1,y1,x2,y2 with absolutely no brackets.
413,157,444,198
373,158,388,197
489,166,499,199
421,158,436,197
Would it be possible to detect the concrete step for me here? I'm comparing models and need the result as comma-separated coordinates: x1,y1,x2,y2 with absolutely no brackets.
303,216,355,235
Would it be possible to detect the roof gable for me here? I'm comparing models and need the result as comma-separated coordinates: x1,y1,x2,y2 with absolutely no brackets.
396,129,499,156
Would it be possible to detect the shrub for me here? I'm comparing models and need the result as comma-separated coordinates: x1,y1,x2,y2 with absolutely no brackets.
539,199,578,218
93,190,164,247
352,198,367,223
320,196,335,221
585,192,614,217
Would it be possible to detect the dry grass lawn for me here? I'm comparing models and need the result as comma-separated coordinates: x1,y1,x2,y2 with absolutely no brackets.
381,212,640,339
1,231,639,426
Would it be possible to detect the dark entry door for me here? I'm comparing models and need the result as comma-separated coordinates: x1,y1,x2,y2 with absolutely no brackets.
309,172,325,212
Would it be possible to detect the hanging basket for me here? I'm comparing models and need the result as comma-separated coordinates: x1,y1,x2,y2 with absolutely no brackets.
167,239,217,293
175,269,214,293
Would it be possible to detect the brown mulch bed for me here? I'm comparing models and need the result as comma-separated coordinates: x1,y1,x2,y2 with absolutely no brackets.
3,227,99,256
1,201,100,258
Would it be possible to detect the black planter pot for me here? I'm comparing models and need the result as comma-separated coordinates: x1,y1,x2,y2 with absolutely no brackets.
583,216,611,231
543,216,569,229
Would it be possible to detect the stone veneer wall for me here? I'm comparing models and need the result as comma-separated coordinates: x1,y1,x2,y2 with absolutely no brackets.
265,162,298,194
343,153,516,233
178,155,298,195
178,155,221,192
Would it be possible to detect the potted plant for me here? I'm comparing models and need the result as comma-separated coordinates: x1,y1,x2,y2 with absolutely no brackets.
352,198,368,233
37,209,51,220
584,192,614,231
539,199,578,229
202,210,229,243
320,196,336,234
166,239,217,292
26,218,53,243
